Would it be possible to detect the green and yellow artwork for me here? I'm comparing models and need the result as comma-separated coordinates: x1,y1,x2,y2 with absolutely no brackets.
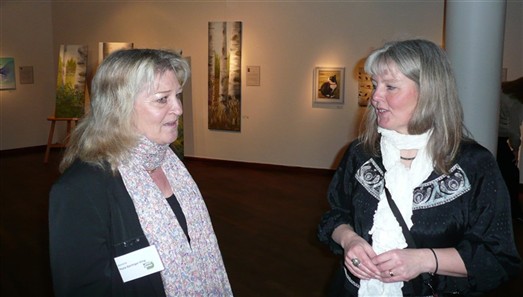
170,115,184,160
55,45,88,118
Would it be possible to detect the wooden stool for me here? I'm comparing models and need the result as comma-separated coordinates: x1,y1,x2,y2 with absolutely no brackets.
44,117,79,163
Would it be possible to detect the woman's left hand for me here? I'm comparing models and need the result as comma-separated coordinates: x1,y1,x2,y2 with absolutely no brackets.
371,248,431,282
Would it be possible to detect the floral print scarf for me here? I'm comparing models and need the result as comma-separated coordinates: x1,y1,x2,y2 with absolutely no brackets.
118,136,233,296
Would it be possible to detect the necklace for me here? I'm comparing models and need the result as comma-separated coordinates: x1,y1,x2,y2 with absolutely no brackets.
147,167,159,174
400,156,416,161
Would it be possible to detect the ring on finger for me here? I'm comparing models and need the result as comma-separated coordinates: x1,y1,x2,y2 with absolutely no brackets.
351,258,361,267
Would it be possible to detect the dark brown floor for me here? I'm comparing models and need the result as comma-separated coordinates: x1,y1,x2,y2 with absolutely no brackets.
1,148,522,297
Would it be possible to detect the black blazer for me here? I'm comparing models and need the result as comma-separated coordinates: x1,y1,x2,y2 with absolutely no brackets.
49,160,166,297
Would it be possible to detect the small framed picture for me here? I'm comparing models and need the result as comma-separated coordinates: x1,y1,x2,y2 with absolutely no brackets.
19,66,34,84
0,57,16,90
246,66,260,86
313,67,345,104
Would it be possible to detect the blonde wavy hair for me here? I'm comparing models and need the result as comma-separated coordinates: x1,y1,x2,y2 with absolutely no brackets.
60,49,190,172
360,39,466,174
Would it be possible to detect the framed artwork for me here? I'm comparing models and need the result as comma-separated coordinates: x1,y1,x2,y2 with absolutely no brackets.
208,21,242,131
170,92,185,160
55,44,88,118
246,66,260,86
19,66,34,84
0,57,16,90
98,42,134,64
358,66,372,106
313,67,344,104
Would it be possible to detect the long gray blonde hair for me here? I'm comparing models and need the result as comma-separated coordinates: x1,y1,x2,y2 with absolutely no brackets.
360,39,465,174
60,49,190,172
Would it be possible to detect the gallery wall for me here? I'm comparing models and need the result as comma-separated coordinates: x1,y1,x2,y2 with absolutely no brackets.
1,1,522,170
0,2,55,151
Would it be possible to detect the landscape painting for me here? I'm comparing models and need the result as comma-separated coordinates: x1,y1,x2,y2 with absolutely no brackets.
55,45,88,118
208,21,242,131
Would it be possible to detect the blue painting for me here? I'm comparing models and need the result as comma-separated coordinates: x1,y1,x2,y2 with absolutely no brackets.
0,57,16,90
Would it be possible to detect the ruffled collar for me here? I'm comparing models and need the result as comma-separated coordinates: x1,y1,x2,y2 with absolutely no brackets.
378,127,432,169
359,128,434,296
378,127,431,150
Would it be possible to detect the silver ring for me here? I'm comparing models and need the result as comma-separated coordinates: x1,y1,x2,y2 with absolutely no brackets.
389,270,394,277
351,258,361,267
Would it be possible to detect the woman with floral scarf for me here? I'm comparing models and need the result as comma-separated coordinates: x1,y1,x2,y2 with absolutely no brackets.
49,49,233,297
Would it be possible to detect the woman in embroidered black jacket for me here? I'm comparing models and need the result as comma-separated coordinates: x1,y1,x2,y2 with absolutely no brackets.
317,39,521,296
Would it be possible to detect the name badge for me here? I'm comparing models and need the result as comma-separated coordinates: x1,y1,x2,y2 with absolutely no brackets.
114,245,164,282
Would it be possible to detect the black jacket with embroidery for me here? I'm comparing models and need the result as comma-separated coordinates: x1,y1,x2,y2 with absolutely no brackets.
318,139,521,296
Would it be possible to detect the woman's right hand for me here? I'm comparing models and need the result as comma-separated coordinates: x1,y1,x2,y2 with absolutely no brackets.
332,224,382,280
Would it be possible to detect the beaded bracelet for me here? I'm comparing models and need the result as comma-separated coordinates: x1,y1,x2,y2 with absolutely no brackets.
429,248,439,275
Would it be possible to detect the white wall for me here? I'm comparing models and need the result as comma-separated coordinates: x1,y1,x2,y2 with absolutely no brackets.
0,1,55,150
1,1,521,170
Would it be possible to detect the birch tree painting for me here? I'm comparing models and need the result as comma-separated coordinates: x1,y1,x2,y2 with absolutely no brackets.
208,21,242,131
55,44,88,118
